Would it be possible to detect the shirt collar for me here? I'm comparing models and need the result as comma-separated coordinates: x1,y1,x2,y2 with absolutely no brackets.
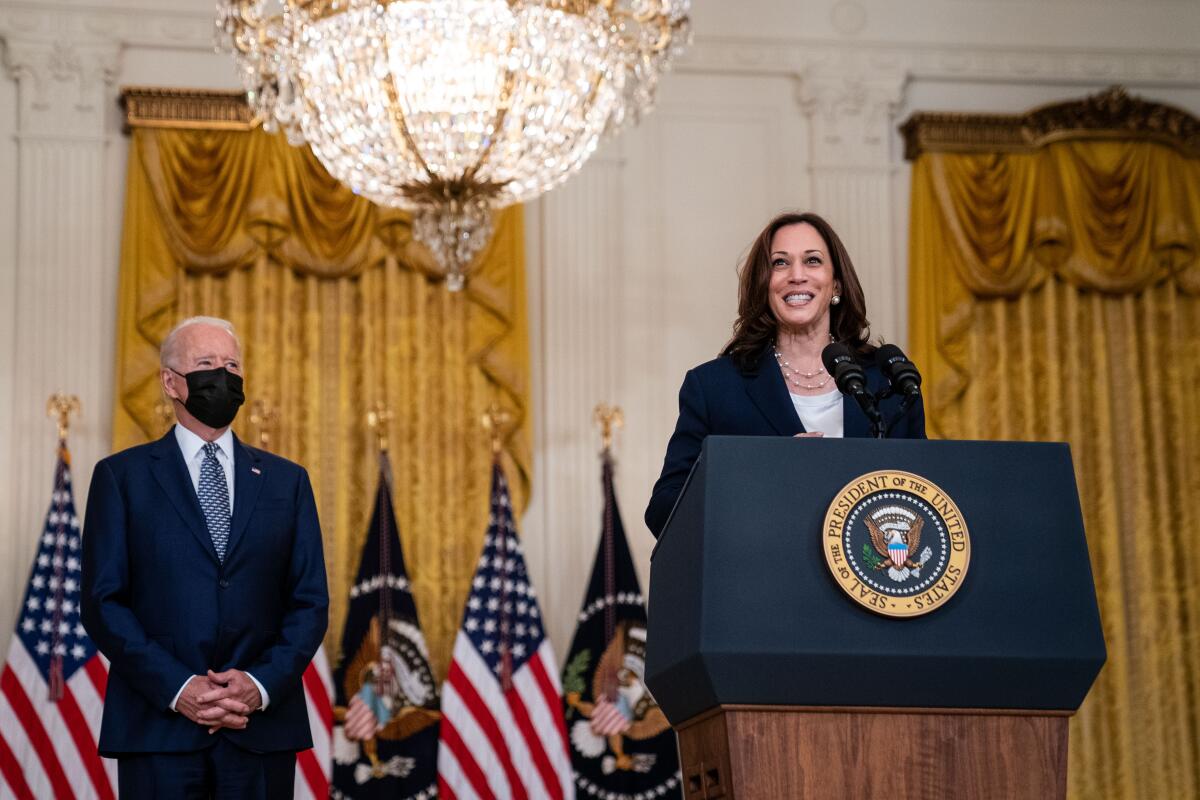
174,423,235,463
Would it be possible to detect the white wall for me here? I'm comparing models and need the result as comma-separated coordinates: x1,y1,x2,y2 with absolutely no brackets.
1,0,1199,661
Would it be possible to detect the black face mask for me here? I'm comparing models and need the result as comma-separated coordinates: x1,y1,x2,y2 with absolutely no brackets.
171,367,245,429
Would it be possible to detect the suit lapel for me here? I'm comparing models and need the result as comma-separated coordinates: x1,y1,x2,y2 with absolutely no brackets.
226,434,263,561
744,348,805,436
150,428,220,565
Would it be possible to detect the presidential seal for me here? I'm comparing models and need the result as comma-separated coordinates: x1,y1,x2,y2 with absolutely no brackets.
822,470,970,617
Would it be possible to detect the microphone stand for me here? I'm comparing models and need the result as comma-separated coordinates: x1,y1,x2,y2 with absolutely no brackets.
875,389,919,438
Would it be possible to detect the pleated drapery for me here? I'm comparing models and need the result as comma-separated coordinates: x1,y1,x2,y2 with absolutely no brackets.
907,92,1200,799
112,125,532,676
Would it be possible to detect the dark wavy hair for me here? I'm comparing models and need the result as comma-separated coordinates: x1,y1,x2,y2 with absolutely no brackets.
722,211,872,370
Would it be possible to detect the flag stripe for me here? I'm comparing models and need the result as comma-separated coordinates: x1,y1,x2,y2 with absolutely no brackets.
0,675,52,799
296,748,326,799
295,647,332,798
526,648,572,767
447,663,522,799
454,639,542,797
302,665,333,732
0,724,34,800
0,667,75,800
503,683,562,800
440,682,511,799
68,665,118,791
8,647,95,800
83,659,106,703
437,747,470,800
440,717,497,800
55,685,115,800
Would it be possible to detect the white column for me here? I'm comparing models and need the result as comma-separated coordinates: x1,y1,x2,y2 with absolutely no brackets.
0,37,120,641
522,145,626,656
799,72,910,346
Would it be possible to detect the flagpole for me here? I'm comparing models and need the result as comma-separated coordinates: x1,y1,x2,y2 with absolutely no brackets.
366,401,396,713
44,393,80,701
481,404,516,689
593,404,624,701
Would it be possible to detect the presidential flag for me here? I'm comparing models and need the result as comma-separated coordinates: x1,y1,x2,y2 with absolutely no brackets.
437,463,573,800
0,441,116,799
332,454,440,799
296,644,334,800
561,451,680,800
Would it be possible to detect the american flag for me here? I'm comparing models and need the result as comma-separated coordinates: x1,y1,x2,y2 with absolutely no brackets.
0,442,116,799
296,645,334,799
437,464,574,800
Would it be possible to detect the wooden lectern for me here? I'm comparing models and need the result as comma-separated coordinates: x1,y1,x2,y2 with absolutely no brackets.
646,437,1106,800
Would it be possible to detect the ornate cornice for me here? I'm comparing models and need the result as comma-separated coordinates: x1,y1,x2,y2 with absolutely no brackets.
900,86,1200,160
120,86,256,132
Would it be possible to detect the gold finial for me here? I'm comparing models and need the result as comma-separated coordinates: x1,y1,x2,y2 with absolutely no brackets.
248,399,279,450
46,393,81,441
367,402,393,453
594,403,624,454
481,404,514,456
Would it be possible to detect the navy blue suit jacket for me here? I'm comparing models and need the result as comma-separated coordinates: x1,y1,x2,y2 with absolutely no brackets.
645,348,926,538
81,428,329,756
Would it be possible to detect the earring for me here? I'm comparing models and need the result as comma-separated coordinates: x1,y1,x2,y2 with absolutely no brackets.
831,294,841,305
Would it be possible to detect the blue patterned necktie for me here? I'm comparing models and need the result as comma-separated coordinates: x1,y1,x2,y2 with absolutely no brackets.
198,442,231,562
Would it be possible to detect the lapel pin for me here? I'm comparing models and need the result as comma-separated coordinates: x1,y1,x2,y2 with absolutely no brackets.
251,467,261,475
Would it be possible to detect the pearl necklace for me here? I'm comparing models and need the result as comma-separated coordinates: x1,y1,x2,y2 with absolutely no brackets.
773,344,833,391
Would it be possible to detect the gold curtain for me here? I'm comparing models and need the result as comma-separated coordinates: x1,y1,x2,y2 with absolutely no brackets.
112,123,531,678
907,94,1200,799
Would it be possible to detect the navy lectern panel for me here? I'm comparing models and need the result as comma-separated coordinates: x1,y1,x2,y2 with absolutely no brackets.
646,437,1106,724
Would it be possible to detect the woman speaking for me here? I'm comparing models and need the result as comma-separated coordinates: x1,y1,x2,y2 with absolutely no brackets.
644,211,926,538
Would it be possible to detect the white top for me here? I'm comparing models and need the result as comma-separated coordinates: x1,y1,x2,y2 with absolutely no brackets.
169,423,269,710
174,423,236,512
790,388,844,438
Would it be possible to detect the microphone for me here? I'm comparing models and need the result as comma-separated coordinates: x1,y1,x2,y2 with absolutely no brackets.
822,342,883,436
875,344,922,398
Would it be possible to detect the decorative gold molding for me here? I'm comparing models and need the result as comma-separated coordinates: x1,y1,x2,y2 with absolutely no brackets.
120,86,257,132
900,86,1200,160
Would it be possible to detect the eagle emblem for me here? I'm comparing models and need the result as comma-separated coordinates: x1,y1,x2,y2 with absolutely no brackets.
865,506,934,582
565,623,670,775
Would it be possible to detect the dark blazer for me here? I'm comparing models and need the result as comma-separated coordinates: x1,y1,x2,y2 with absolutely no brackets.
81,428,329,756
645,348,926,538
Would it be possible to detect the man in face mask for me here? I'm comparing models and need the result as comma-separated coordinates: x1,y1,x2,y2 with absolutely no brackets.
81,316,329,799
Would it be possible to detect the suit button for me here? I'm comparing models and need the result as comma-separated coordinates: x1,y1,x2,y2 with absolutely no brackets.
219,579,230,588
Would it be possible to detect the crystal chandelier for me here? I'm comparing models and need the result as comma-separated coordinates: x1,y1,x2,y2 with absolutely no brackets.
216,0,690,290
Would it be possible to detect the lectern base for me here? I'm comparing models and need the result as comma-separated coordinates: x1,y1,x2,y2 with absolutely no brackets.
676,705,1069,800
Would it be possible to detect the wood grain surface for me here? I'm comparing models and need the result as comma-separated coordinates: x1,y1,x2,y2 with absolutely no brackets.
676,706,1069,800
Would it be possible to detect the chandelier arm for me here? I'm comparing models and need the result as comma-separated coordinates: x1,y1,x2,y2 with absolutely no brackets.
469,48,518,182
576,66,610,139
378,41,434,181
651,16,673,53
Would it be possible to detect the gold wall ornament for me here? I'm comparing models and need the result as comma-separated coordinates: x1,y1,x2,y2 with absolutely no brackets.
900,85,1200,161
366,402,394,454
481,404,515,457
593,403,623,455
248,398,279,450
46,393,81,441
213,0,691,291
822,470,970,618
120,86,256,133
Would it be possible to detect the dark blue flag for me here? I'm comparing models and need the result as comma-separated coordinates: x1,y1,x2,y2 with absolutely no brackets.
332,454,440,799
562,452,682,800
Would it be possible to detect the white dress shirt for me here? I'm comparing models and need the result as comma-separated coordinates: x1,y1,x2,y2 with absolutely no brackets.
169,424,269,712
790,387,845,438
